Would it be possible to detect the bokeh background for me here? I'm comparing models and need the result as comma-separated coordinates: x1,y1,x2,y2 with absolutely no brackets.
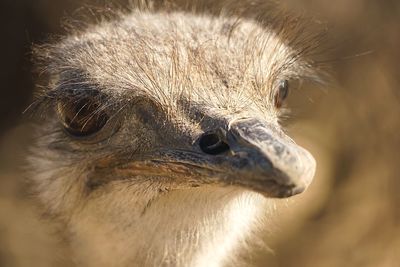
0,0,399,266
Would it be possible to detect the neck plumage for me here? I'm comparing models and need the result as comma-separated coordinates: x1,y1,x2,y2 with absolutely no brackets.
67,186,268,267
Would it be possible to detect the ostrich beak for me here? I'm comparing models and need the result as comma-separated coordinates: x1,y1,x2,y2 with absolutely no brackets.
110,118,316,198
221,117,316,198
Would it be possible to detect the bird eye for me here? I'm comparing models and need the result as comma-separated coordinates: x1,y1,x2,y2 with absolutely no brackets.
57,95,109,137
274,80,289,108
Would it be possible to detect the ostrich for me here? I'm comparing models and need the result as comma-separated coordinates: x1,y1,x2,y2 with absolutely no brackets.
28,6,322,267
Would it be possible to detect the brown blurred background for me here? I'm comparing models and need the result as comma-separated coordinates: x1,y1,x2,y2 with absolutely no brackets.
0,0,399,266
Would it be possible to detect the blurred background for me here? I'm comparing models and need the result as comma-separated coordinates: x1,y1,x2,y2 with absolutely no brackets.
0,0,399,266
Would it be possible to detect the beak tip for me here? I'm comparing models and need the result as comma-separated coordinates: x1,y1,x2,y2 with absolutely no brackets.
276,150,316,198
273,179,314,198
302,149,317,188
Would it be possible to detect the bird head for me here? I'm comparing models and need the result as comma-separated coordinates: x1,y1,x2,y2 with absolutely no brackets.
30,11,321,216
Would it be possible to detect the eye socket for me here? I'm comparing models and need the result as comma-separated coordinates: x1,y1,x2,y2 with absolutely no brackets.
274,80,290,108
57,94,109,137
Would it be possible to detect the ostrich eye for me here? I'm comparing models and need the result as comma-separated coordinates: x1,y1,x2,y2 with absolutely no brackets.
274,80,289,108
57,95,109,137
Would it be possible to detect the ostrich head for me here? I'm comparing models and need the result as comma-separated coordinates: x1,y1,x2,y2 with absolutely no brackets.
29,9,320,267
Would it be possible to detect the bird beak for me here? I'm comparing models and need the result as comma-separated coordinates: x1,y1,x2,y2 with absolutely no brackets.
220,117,316,198
110,117,316,199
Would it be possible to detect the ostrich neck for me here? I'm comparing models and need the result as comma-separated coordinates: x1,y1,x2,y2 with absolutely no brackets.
68,186,267,267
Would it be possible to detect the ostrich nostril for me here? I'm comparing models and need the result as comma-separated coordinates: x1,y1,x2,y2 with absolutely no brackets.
199,131,230,155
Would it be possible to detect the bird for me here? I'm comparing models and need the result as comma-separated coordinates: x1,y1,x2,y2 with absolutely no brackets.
27,4,323,267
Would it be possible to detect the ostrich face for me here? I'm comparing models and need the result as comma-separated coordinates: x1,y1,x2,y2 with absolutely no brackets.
31,12,318,216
